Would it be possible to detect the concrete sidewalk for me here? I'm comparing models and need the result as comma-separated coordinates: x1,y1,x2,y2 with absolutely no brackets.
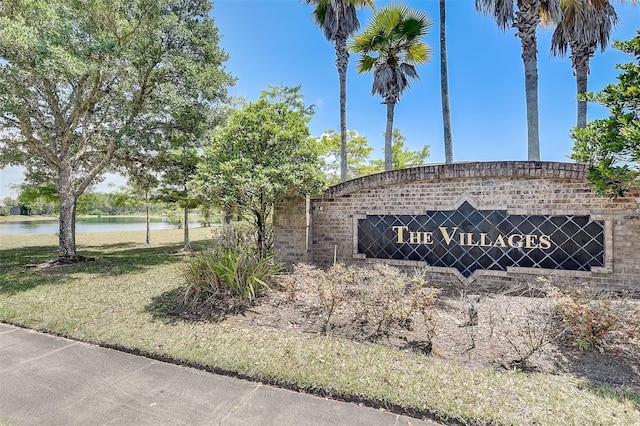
0,323,439,426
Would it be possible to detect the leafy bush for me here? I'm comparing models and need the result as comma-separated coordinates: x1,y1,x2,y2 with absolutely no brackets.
174,247,282,316
209,222,256,253
209,221,273,256
0,206,8,216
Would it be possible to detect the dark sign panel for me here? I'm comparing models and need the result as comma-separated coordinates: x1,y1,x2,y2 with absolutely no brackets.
357,201,605,278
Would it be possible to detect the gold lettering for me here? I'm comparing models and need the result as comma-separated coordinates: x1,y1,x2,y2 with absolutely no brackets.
460,232,473,246
409,232,420,244
423,232,434,245
539,235,552,250
479,233,492,247
508,234,524,248
407,231,434,245
525,235,538,249
494,235,506,247
392,226,408,244
439,227,458,245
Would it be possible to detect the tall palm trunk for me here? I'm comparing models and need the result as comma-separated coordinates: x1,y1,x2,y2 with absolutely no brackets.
335,35,349,182
384,101,396,171
515,1,541,161
440,0,454,164
571,43,595,129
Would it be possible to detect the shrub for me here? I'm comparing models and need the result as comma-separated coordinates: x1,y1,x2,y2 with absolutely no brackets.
209,222,255,253
490,295,565,369
210,221,273,256
280,263,440,349
348,264,439,341
548,285,640,349
174,247,282,316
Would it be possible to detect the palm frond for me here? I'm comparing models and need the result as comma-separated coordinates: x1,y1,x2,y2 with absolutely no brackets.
551,0,619,57
356,54,377,73
405,42,431,64
475,0,515,30
399,62,419,80
351,2,431,103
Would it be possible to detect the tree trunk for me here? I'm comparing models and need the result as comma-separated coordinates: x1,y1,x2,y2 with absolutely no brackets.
58,191,77,259
384,102,396,171
255,209,265,259
515,1,541,161
183,204,191,251
55,165,78,259
575,64,588,129
145,190,151,246
440,0,454,164
335,35,349,183
523,56,540,161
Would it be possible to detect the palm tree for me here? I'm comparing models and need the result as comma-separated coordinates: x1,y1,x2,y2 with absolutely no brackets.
476,0,561,161
440,0,454,164
350,3,432,172
550,0,627,129
304,0,374,183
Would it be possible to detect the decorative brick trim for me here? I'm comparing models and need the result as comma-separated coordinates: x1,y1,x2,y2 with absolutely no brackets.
316,161,587,199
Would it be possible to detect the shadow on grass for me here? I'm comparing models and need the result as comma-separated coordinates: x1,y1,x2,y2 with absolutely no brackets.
145,287,185,325
578,381,640,411
0,239,212,295
145,285,251,326
551,344,640,400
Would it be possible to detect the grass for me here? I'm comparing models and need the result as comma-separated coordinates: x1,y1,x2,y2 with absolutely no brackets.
1,229,639,425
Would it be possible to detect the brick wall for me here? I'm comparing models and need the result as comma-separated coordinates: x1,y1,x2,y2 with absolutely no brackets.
273,162,640,292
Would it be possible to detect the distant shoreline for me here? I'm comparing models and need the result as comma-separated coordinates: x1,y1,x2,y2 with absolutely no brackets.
0,214,163,224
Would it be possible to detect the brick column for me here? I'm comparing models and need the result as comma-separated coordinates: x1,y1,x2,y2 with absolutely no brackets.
273,196,310,267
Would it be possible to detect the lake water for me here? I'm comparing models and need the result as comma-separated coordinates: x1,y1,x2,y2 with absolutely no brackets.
0,216,202,235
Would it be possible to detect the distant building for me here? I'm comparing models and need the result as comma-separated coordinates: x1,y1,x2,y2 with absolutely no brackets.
8,205,30,215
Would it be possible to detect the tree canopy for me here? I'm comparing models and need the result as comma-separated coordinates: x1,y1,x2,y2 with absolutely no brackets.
0,0,233,259
197,85,325,256
317,129,373,184
570,31,640,197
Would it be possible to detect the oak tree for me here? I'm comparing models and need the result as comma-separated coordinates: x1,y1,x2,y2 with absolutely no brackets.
0,0,233,260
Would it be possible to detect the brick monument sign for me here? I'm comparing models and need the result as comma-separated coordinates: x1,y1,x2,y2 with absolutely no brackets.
274,162,639,291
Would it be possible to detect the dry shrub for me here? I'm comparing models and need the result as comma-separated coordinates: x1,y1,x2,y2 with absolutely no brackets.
489,295,565,369
548,284,640,349
279,263,349,332
348,264,439,341
280,263,440,349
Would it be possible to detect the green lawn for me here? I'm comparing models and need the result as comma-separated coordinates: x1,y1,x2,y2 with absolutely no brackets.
0,228,638,425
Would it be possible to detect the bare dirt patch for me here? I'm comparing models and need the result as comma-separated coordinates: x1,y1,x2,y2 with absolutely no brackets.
218,288,640,390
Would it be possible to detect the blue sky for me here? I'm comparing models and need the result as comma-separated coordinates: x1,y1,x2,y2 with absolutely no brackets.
1,0,639,199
